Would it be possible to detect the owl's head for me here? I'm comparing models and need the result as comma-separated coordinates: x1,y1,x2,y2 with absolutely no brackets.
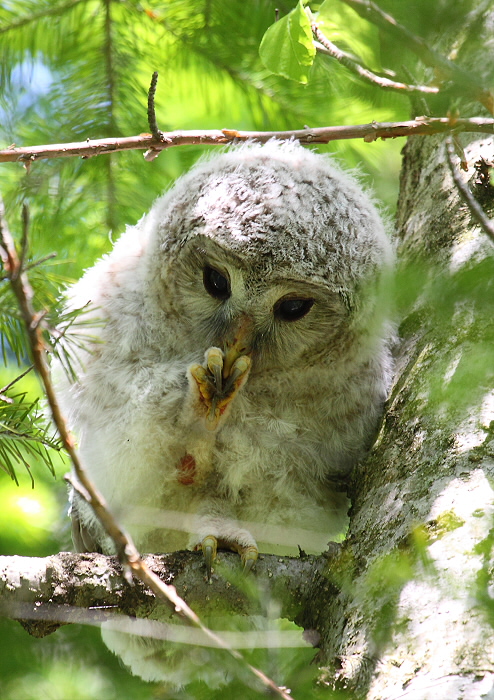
143,140,393,372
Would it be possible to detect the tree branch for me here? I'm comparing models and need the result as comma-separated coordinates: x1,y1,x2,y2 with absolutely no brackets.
146,71,164,142
103,0,117,232
0,550,333,639
311,22,439,95
144,71,169,161
3,117,494,164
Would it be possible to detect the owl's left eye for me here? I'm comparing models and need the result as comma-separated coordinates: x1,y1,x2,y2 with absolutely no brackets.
274,297,314,322
203,266,231,300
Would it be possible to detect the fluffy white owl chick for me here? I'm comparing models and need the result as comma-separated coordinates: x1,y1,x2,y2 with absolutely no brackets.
56,140,394,575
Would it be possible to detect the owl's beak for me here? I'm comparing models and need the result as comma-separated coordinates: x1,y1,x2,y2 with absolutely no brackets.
223,314,253,377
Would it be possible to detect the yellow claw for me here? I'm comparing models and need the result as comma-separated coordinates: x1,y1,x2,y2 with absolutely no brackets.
224,355,251,391
201,534,218,580
190,364,214,401
206,348,224,389
240,544,258,574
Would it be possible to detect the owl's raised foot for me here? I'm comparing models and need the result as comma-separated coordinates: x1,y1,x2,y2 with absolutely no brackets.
189,347,251,431
198,534,259,580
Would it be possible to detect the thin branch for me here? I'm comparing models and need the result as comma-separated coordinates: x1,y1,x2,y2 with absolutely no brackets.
147,71,165,141
311,22,439,95
340,0,494,113
445,137,494,245
144,71,168,161
19,203,29,274
0,365,34,395
4,117,494,164
24,252,58,272
103,0,117,233
0,203,295,700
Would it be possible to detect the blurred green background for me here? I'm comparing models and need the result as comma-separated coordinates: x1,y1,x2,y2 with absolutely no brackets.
0,0,451,697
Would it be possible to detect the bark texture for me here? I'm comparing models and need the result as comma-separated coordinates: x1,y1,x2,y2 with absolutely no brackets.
320,130,494,699
312,6,494,695
0,549,333,639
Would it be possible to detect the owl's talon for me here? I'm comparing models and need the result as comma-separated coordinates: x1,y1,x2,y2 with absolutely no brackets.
201,535,218,579
206,348,224,390
223,355,251,393
240,544,258,573
190,364,214,401
242,556,256,574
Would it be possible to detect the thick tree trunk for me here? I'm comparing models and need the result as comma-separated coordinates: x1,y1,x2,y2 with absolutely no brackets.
306,4,494,693
314,128,494,697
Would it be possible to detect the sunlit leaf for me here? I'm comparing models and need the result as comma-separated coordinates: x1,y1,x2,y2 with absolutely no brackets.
259,1,316,84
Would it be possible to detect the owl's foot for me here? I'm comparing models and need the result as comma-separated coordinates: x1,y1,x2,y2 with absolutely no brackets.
189,347,251,431
199,534,259,580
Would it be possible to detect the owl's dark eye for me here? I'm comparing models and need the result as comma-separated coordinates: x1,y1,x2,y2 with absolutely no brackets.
274,297,314,322
203,266,230,300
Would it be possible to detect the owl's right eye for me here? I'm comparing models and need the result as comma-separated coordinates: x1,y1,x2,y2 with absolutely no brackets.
203,266,231,300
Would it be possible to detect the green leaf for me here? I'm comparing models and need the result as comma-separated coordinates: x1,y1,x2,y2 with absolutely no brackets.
259,1,316,84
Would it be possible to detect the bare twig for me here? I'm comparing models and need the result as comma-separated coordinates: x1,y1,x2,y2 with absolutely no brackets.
445,136,494,245
147,71,164,141
3,117,494,164
144,71,169,161
103,0,117,233
0,365,34,395
0,203,295,700
311,22,439,95
24,252,58,272
340,0,494,113
19,204,29,273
